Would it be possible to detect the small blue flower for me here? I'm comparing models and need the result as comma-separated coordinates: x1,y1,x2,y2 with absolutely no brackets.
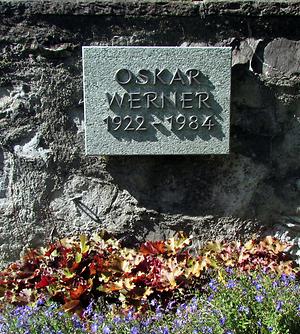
174,319,183,328
238,305,249,315
226,280,236,289
254,282,262,290
281,274,289,286
125,310,134,322
255,295,264,303
225,267,234,275
131,327,139,334
162,327,169,334
83,302,94,317
268,326,273,332
36,298,45,307
91,323,99,333
208,294,214,302
142,318,152,327
113,316,122,324
166,300,176,310
208,279,218,292
72,315,83,329
201,326,213,333
150,299,157,307
103,326,111,334
276,300,284,312
219,317,226,326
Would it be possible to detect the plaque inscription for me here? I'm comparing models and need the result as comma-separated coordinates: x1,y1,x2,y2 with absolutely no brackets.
83,47,231,155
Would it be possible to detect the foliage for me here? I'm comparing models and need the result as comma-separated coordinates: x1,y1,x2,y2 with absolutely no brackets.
200,236,296,274
0,270,299,333
199,269,300,334
0,232,298,315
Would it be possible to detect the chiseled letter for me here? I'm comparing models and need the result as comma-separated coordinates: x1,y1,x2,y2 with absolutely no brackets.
181,92,193,109
106,92,126,108
153,69,168,85
170,68,186,85
136,69,150,85
144,92,161,108
195,92,210,108
186,69,200,85
128,93,142,109
115,69,132,85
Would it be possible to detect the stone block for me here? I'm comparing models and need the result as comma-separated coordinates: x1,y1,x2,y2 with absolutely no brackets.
83,47,231,155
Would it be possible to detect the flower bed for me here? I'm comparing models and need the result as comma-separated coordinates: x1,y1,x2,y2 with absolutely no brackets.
0,233,299,333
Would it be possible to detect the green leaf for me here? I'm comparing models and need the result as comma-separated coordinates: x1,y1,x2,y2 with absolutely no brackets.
75,252,82,264
63,268,75,279
80,235,89,254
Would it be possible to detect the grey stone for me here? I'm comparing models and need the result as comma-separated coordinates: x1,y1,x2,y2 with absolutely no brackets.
232,38,262,69
0,0,300,265
83,47,231,155
263,39,300,77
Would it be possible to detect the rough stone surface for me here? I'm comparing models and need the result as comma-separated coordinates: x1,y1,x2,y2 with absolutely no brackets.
0,0,300,265
83,46,231,155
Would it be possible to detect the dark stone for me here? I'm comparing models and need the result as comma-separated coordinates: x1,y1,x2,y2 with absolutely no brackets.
0,0,300,264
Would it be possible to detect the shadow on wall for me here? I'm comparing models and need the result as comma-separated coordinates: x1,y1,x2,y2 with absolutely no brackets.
105,64,291,219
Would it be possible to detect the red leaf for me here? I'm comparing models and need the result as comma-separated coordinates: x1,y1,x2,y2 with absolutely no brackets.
45,244,57,257
35,275,54,289
140,241,166,256
70,284,87,300
89,262,97,276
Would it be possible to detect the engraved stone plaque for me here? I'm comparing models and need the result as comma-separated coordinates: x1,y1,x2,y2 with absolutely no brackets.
83,47,231,155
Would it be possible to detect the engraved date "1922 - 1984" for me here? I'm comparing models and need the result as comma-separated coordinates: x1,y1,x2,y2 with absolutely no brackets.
103,115,215,132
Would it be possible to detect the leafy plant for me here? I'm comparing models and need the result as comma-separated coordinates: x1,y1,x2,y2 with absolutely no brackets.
200,236,295,274
0,232,298,316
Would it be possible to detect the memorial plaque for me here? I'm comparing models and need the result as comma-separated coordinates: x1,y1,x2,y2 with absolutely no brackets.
83,47,231,155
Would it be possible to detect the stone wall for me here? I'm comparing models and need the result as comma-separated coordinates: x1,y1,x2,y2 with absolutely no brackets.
0,0,299,264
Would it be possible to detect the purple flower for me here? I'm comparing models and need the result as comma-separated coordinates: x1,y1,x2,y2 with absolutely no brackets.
254,281,262,290
83,302,94,317
142,318,152,327
238,305,249,314
225,267,234,275
208,279,218,292
219,317,226,326
36,298,45,306
91,323,99,333
125,310,134,322
131,327,139,334
174,319,183,328
255,295,264,303
150,299,157,307
281,274,289,286
103,326,111,334
225,331,234,334
72,315,83,329
201,326,213,333
166,300,176,311
276,300,284,312
227,280,236,289
162,327,169,334
113,316,122,324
